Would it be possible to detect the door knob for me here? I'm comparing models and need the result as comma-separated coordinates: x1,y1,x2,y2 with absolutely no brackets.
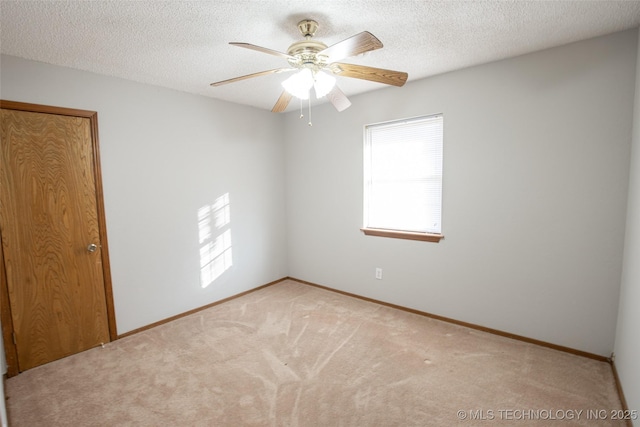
87,243,98,253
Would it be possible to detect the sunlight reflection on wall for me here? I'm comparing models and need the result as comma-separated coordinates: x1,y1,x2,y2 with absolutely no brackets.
198,193,233,288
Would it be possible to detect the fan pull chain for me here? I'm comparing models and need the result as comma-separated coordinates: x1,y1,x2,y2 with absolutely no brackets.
308,97,312,126
299,97,304,119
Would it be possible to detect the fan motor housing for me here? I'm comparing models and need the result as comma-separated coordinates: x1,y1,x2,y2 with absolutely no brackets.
287,40,328,68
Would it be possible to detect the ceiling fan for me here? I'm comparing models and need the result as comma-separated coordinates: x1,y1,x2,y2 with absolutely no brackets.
210,19,408,114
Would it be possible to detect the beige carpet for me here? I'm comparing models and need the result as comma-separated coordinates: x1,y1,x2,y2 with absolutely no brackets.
5,279,625,426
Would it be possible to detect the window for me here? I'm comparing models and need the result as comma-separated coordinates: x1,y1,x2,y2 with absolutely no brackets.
362,114,443,242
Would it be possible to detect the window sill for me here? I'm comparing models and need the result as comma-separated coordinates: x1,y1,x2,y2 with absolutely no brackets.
360,228,444,243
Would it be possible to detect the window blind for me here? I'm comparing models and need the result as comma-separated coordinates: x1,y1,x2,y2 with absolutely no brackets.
364,114,443,234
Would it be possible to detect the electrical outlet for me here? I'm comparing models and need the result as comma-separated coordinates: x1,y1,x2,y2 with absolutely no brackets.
375,268,383,280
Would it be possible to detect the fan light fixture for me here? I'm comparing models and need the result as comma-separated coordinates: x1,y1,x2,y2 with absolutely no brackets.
281,69,336,100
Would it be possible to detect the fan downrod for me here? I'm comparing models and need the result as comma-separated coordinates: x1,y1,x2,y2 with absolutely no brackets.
287,19,328,66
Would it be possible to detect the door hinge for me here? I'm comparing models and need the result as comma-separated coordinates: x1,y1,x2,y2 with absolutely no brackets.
12,332,17,345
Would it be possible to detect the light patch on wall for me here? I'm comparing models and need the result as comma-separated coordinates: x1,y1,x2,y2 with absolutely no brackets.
198,193,233,288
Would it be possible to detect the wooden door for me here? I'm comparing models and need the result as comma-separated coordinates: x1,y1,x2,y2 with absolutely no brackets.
0,101,116,375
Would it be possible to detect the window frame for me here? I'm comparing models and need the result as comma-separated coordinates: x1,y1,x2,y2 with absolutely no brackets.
361,114,444,243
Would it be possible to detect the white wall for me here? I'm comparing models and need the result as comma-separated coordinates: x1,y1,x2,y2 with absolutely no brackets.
614,28,640,416
0,55,288,334
285,29,637,357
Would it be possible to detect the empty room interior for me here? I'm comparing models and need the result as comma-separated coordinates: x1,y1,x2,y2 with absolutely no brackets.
1,1,640,425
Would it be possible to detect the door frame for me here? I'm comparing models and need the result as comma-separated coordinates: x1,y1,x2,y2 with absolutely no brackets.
0,100,117,377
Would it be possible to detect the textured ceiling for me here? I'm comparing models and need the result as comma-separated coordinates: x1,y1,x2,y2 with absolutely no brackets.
1,1,640,112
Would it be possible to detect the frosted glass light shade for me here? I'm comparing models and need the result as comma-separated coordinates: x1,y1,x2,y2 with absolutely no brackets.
313,71,336,98
282,69,314,99
282,69,336,100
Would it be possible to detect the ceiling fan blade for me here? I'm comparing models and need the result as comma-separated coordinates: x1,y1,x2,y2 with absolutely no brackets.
326,85,352,112
210,68,295,87
332,63,408,87
319,31,383,62
272,91,293,113
230,42,295,60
